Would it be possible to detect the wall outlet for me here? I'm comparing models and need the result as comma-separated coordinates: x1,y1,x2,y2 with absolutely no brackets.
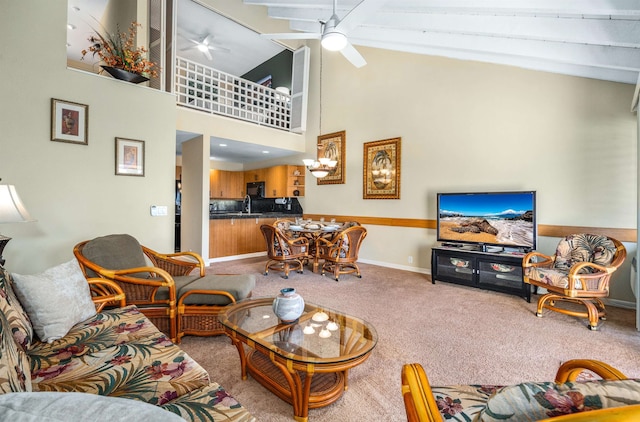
408,256,413,264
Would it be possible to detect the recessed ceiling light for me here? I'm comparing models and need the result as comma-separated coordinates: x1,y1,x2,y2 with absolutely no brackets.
71,6,80,12
67,23,76,30
219,143,227,147
262,151,269,154
66,43,71,47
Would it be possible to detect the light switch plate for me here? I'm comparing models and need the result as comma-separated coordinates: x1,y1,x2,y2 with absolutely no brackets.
150,205,168,216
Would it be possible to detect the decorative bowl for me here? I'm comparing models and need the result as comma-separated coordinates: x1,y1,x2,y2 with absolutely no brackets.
491,263,515,272
450,258,469,268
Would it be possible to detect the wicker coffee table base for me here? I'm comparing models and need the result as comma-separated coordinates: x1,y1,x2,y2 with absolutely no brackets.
246,350,347,421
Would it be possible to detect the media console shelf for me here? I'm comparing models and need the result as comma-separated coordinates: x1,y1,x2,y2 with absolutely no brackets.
431,245,530,302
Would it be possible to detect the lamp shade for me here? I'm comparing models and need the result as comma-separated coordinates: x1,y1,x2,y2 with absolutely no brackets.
0,185,34,223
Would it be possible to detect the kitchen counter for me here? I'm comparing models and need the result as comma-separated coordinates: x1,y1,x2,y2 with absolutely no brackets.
209,212,302,220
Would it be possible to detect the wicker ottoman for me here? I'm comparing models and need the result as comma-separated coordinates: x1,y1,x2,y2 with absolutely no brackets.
176,274,255,341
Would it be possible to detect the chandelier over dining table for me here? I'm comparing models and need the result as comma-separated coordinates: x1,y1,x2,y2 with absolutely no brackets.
302,157,338,178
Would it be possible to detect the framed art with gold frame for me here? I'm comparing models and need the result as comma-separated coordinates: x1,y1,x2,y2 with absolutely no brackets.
51,98,88,145
115,137,145,177
363,137,401,199
317,130,346,185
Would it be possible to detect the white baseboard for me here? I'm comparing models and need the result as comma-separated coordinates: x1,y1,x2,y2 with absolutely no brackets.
357,259,431,275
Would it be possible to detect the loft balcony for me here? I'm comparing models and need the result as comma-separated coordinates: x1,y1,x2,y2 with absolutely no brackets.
174,56,291,132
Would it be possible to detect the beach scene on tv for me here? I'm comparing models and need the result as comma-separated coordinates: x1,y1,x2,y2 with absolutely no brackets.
438,193,535,248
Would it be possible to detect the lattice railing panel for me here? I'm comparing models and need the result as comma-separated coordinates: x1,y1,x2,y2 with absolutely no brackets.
175,56,291,131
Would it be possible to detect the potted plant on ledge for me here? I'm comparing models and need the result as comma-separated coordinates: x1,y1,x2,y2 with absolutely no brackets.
81,21,158,84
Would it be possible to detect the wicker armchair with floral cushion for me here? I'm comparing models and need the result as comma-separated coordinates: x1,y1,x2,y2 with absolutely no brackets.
401,360,640,422
316,225,367,281
260,224,309,279
74,234,255,343
522,234,626,330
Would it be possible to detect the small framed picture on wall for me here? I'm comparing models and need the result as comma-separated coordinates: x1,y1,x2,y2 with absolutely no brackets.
115,137,145,176
51,98,88,145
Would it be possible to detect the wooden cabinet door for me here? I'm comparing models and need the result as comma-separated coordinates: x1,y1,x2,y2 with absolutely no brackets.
209,170,221,198
244,168,266,184
265,165,287,197
229,171,244,198
209,219,238,258
211,170,244,199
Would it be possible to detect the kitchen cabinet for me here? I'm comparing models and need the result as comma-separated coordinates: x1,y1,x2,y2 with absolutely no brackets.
265,165,288,198
244,168,266,185
210,170,244,199
209,217,276,258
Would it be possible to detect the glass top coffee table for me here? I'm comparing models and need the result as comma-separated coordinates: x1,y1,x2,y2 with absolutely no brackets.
219,297,378,422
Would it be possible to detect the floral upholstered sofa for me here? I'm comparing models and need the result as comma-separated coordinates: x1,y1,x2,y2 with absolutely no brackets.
0,263,254,421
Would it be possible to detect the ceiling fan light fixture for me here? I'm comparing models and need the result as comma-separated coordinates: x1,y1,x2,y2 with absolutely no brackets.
321,30,347,51
197,44,208,52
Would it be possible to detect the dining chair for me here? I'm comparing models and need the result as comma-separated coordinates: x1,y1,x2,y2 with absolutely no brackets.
316,225,367,281
260,225,309,279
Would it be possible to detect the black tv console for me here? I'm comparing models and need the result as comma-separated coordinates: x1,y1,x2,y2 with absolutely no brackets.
431,245,530,302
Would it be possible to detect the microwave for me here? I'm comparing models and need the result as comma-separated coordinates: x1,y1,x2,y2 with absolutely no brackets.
247,181,265,198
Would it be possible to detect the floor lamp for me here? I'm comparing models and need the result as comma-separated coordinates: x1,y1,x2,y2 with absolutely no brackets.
0,184,34,266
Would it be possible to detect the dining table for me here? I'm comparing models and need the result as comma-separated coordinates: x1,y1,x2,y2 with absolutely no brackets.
288,221,343,273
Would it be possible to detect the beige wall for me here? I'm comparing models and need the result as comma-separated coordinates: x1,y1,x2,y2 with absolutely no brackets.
301,44,638,304
0,0,176,273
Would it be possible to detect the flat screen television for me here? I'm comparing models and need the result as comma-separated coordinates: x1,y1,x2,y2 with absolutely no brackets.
437,191,536,250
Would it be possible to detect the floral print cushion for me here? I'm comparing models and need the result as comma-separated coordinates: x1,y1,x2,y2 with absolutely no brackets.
553,234,616,272
478,379,640,421
0,267,33,350
0,310,32,393
31,332,211,403
430,384,502,421
27,305,163,362
162,382,256,422
525,267,576,289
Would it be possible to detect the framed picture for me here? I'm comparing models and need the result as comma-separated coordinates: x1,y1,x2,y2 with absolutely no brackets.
317,130,346,185
115,137,145,176
51,98,88,145
363,137,401,199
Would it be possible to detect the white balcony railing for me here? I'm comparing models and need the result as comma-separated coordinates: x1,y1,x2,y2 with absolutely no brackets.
175,56,291,131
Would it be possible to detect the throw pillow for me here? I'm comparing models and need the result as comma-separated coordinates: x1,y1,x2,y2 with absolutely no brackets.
11,259,96,343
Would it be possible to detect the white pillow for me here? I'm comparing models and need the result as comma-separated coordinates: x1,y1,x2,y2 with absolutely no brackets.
11,259,96,343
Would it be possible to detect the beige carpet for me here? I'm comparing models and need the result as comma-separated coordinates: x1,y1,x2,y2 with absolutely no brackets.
179,257,640,422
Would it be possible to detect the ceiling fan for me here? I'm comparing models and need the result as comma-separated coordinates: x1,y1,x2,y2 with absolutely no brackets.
179,32,230,61
261,0,387,68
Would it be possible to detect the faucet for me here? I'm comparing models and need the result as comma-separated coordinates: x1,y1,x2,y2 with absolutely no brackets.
243,195,251,214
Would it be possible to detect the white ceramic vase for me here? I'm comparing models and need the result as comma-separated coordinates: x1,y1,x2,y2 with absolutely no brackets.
272,288,305,323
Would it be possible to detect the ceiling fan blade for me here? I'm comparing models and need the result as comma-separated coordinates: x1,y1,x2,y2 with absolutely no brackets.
336,0,388,34
340,42,366,68
202,34,214,46
204,49,213,61
210,45,231,54
261,33,321,40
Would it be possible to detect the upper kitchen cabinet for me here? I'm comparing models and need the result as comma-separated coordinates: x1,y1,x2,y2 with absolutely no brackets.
265,165,287,198
244,168,266,185
210,170,244,199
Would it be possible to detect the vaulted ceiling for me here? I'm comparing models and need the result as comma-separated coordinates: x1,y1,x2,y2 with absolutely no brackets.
244,0,640,84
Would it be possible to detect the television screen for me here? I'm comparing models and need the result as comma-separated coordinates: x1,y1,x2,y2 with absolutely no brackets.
437,191,536,250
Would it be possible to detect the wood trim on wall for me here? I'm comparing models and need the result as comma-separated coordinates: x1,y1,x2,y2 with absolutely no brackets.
303,215,637,243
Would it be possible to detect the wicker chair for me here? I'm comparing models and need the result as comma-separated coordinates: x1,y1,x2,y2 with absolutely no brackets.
74,234,255,343
260,224,309,279
522,234,626,330
316,225,367,281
